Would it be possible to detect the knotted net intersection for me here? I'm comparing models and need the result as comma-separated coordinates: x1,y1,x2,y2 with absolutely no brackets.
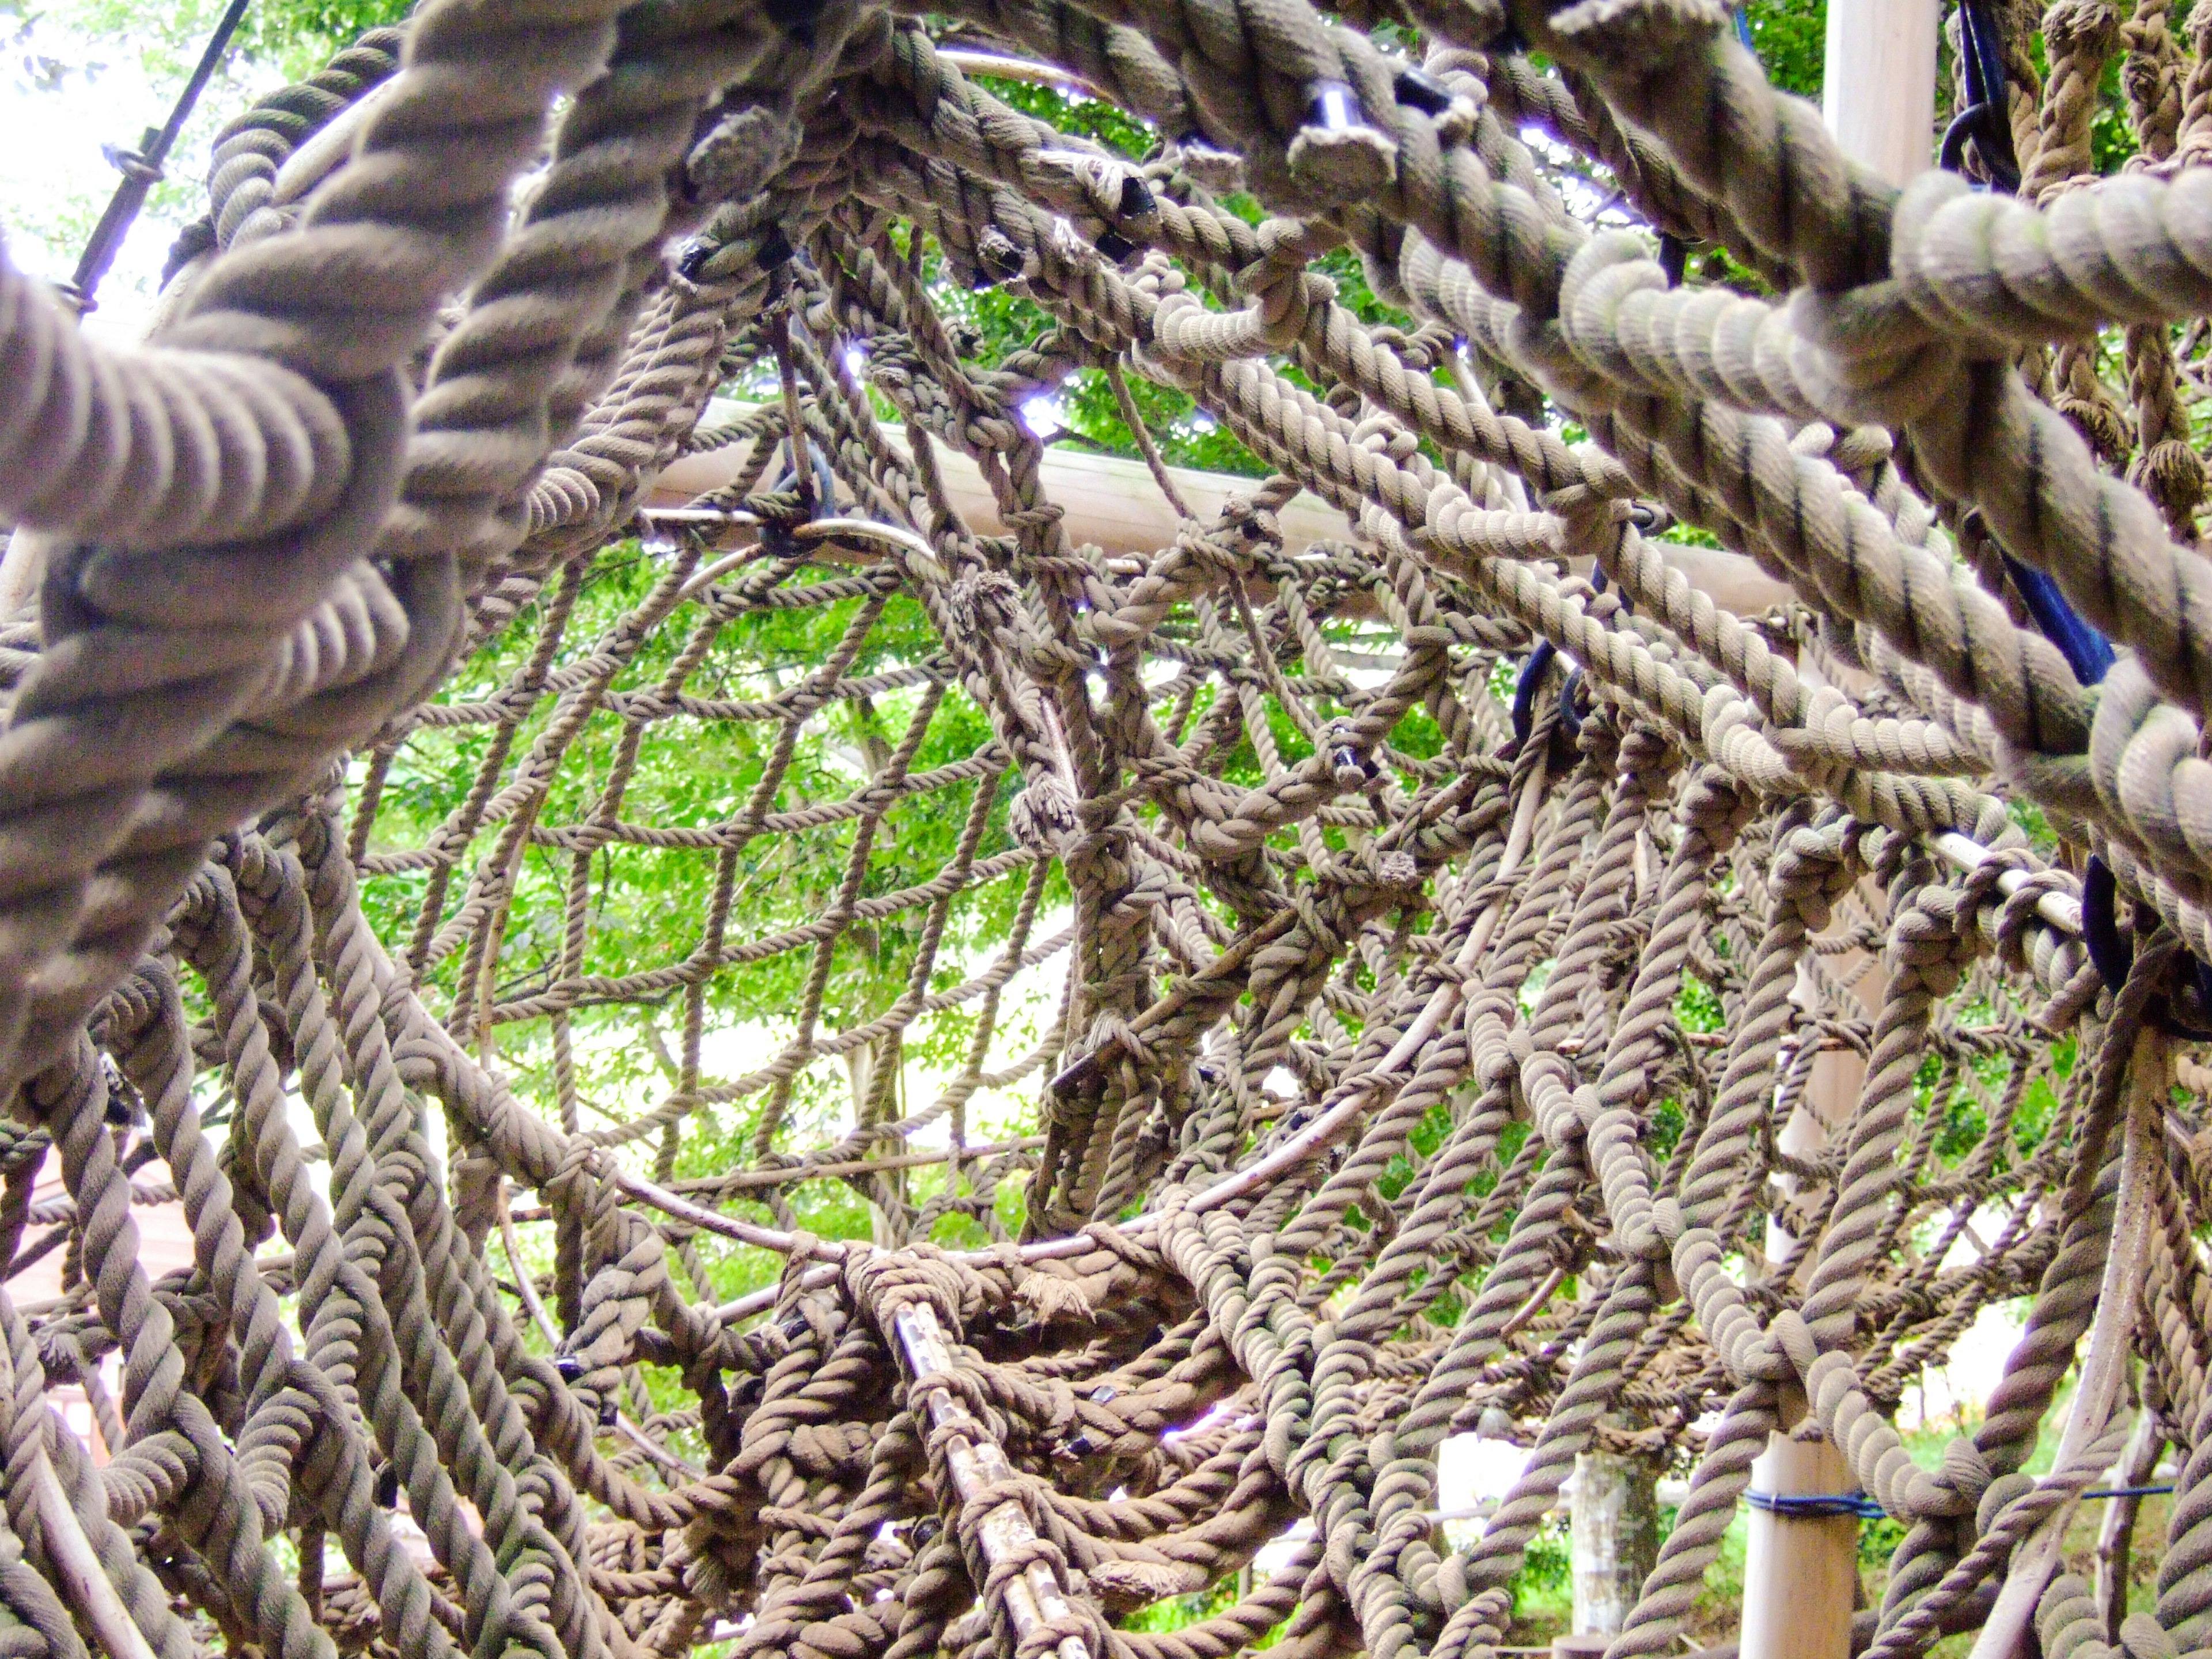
0,4,2209,1659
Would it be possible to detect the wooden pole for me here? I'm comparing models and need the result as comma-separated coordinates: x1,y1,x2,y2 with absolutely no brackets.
1740,958,1872,1659
2095,1407,2164,1639
1745,889,1885,1659
1740,1424,1861,1659
1821,0,1941,188
31,1443,160,1659
650,413,1792,615
891,1301,1094,1659
1568,1451,1661,1636
1732,0,1926,1573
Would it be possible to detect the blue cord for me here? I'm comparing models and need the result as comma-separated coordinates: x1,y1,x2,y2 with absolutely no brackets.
2001,554,2115,687
1744,1491,1889,1520
1749,1484,2176,1522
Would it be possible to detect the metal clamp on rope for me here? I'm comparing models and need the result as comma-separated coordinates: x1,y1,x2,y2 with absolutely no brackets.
100,139,162,185
66,0,249,312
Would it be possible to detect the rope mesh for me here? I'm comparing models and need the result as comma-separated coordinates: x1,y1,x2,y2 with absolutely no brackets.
0,5,2209,1659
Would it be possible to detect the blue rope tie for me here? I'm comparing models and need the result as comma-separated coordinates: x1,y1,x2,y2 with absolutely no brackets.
1747,1484,2175,1521
1744,1490,1888,1520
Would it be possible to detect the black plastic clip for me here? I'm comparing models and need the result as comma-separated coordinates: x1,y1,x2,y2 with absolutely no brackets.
1393,66,1455,117
2081,854,2212,1036
757,224,797,271
1508,639,1558,757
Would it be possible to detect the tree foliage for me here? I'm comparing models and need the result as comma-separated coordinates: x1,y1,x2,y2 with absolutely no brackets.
1,0,1891,1312
2,0,1846,1298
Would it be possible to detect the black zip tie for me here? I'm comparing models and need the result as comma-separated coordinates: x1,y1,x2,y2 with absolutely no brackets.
66,0,251,315
2082,1484,2175,1500
1556,664,1588,739
2081,855,2212,1035
2083,855,2131,991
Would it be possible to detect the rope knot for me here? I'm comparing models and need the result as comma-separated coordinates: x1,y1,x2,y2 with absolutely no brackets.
2136,437,2207,527
1285,85,1395,199
1994,868,2076,972
1762,1308,1817,1381
1365,848,1421,892
1936,1437,1996,1510
1974,1469,2036,1536
684,103,800,207
1891,888,1977,988
1009,772,1081,855
1956,845,2028,913
1216,493,1284,552
948,567,1027,641
846,1244,986,1338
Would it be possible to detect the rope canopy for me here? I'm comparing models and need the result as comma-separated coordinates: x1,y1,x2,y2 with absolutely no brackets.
0,4,2209,1659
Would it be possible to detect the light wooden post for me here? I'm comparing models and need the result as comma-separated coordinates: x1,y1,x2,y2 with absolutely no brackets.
1741,1427,1861,1659
0,531,45,616
1767,903,1887,1267
1821,0,1941,188
649,410,1793,615
1568,1451,1661,1635
1745,891,1886,1659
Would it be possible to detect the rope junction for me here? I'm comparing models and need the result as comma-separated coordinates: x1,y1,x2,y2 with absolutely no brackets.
5,3,2212,1659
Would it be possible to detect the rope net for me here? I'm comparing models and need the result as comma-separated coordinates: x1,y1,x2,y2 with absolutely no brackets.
3,2,2212,1659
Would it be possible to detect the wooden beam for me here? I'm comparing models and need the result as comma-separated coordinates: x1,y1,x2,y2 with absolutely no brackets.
656,433,1350,561
892,1301,1095,1659
1743,25,1941,1659
650,419,1791,614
